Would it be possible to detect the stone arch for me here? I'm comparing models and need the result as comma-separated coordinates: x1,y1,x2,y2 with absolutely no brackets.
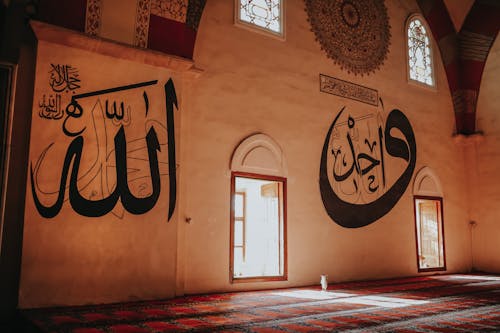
230,133,287,177
413,166,443,197
416,0,500,134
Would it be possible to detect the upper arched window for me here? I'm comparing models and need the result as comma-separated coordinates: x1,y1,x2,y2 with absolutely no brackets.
235,0,284,39
406,15,434,87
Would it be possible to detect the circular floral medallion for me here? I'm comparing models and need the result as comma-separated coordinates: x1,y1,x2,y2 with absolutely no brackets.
305,0,391,75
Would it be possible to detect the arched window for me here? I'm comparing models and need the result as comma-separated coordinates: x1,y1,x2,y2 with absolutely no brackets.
406,15,434,87
235,0,284,38
230,134,287,282
413,167,446,272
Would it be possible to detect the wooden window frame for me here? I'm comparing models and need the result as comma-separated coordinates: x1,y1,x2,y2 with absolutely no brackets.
413,195,446,273
230,171,287,283
233,191,246,261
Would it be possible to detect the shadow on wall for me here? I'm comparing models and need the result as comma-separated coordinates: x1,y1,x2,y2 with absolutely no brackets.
0,3,38,324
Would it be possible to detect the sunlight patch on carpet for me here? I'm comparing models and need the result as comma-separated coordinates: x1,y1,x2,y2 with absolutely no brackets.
272,290,429,308
437,274,500,281
272,290,353,300
340,295,429,308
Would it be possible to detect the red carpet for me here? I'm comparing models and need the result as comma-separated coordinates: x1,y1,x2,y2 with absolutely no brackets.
23,274,500,332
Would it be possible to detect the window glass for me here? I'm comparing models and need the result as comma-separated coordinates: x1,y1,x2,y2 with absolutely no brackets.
234,220,244,247
236,0,284,37
407,17,434,86
235,192,244,218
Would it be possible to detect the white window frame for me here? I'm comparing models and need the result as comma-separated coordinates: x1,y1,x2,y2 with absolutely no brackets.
234,0,285,40
405,13,436,89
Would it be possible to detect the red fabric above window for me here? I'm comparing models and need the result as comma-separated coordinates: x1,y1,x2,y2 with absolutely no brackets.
148,14,196,59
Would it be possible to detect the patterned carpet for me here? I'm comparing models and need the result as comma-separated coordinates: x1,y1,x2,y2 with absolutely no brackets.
22,274,500,332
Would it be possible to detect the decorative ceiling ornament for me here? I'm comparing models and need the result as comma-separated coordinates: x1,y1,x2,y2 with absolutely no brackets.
305,0,391,75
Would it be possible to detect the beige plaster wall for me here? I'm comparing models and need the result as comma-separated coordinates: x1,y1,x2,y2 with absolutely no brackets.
474,36,500,273
18,0,481,308
181,0,471,294
19,40,183,308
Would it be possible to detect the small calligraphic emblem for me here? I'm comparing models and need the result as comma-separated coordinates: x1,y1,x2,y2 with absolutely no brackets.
49,64,81,92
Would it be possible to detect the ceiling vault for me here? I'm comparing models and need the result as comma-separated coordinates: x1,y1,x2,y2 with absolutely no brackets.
417,0,499,135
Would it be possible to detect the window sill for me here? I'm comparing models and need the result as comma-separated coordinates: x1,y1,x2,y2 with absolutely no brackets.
231,275,287,283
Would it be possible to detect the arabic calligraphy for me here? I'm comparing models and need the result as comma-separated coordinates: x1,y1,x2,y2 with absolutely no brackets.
62,80,157,137
38,94,63,119
319,103,417,228
38,64,81,121
49,64,81,92
30,79,179,221
320,74,379,106
105,99,132,126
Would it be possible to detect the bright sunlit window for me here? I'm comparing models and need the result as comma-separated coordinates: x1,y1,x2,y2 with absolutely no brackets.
407,15,434,87
235,0,284,38
414,196,446,272
230,172,286,282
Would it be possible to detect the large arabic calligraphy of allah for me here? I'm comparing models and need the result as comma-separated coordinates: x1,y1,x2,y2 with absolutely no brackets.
305,0,391,75
30,60,179,221
319,101,416,228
